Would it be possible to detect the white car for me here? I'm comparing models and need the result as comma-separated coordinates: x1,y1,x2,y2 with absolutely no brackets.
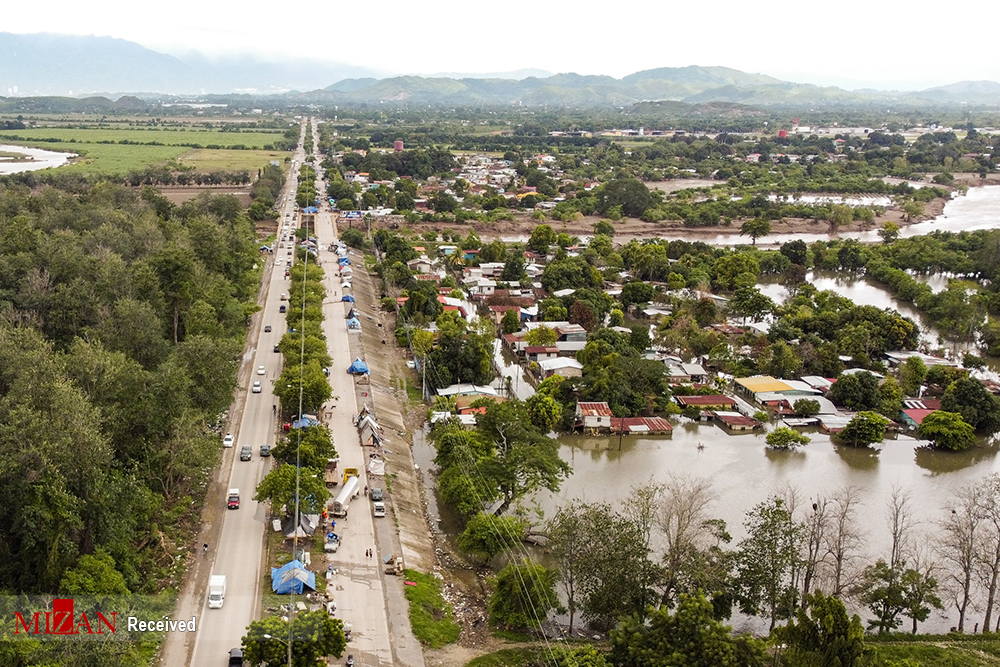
372,502,386,518
223,433,234,448
257,366,266,375
276,258,283,265
252,381,262,393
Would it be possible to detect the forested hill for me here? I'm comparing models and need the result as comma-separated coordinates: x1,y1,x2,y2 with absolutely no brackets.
0,178,268,664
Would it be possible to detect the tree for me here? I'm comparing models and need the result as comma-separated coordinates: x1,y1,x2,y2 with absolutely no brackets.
838,411,889,447
824,487,864,598
595,177,655,218
525,393,562,433
792,399,820,417
780,240,809,266
457,512,526,562
430,191,457,212
527,224,557,253
488,559,561,630
271,425,337,470
902,200,924,221
593,220,615,236
900,563,944,634
500,309,521,334
59,549,130,595
766,427,811,449
735,497,803,631
609,308,625,328
857,488,918,633
525,325,557,346
777,592,868,667
828,204,853,232
739,218,771,245
941,377,1000,432
570,301,596,331
879,222,901,244
254,463,330,514
917,411,975,450
242,610,346,667
939,484,981,632
729,287,774,324
609,592,767,667
898,356,927,396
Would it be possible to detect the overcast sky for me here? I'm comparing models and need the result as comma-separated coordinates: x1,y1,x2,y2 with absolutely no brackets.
5,0,1000,89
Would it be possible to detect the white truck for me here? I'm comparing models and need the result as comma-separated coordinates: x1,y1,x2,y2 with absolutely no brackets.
331,475,359,518
208,575,226,609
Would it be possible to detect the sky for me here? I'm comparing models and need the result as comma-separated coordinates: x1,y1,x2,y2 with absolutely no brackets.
5,0,1000,90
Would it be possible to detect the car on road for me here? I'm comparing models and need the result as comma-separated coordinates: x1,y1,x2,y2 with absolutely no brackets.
252,381,262,393
260,444,271,457
324,534,340,552
280,293,288,301
240,446,252,461
276,258,283,265
370,487,383,501
227,489,240,510
228,648,244,666
264,324,272,332
257,365,266,375
274,344,281,353
223,433,234,448
373,501,386,518
279,305,286,313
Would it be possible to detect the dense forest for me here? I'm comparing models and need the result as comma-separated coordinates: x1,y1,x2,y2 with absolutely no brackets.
0,179,261,664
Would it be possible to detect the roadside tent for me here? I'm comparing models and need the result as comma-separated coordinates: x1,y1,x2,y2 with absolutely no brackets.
291,416,320,430
345,308,357,319
347,317,362,330
341,295,355,303
338,257,351,266
302,206,319,213
348,358,369,375
271,559,316,594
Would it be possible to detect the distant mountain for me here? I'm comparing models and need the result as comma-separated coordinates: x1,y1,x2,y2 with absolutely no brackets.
425,68,553,80
0,33,381,95
4,32,1000,108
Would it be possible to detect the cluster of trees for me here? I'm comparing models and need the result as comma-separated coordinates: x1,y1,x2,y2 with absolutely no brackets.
0,181,261,665
248,163,286,221
294,164,318,208
480,475,1000,666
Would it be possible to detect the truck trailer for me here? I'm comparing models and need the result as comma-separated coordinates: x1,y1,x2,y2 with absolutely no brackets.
331,475,359,517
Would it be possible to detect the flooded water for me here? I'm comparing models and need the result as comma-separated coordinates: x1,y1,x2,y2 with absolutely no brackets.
764,194,894,207
0,144,76,174
532,425,1000,634
492,340,536,400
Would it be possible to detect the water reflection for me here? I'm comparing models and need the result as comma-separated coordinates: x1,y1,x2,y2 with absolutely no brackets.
0,144,76,174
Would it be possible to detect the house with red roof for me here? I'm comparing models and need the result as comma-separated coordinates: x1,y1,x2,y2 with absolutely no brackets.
575,402,613,433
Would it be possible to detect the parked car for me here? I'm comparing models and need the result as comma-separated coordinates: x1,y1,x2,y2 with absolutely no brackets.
280,293,288,301
260,444,271,457
264,325,272,333
372,502,386,518
229,647,244,666
257,366,266,375
370,487,383,501
223,433,234,448
274,344,281,353
252,381,262,394
240,446,252,461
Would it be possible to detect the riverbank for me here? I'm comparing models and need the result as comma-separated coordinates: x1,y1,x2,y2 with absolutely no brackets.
371,192,952,244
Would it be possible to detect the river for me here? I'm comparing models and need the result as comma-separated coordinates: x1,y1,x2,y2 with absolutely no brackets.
0,144,76,174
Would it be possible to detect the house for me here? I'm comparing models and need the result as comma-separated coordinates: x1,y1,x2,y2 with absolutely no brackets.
502,332,528,354
436,383,499,398
666,365,691,383
455,394,506,413
538,357,584,379
438,245,459,256
465,277,496,296
611,416,674,436
675,395,738,410
479,262,505,278
735,376,822,403
488,305,522,325
406,257,434,274
575,402,613,433
525,346,559,363
884,351,958,368
712,411,762,431
463,249,479,262
555,324,588,342
680,363,709,383
899,399,942,429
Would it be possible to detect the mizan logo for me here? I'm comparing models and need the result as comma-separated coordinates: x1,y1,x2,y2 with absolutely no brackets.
14,598,117,635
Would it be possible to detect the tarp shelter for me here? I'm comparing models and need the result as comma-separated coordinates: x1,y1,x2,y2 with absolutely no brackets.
348,358,369,375
291,415,320,430
347,317,362,330
271,559,316,594
338,257,351,266
368,458,385,476
302,206,319,213
341,295,355,303
345,308,357,319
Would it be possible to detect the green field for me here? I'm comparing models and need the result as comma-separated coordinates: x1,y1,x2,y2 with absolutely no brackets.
401,569,461,649
0,126,287,148
177,148,290,171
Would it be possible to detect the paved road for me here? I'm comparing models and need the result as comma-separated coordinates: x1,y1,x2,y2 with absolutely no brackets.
308,118,395,667
184,123,308,667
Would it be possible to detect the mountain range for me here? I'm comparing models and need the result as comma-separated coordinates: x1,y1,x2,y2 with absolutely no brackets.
3,32,1000,108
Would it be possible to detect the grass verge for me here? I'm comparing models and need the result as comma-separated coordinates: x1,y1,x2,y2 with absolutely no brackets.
464,647,546,667
869,636,1000,666
401,568,461,648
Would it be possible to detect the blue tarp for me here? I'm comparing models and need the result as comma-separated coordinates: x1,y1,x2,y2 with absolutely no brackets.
346,317,361,329
271,559,316,595
291,416,320,429
341,295,355,303
338,257,351,265
302,206,319,213
348,358,369,374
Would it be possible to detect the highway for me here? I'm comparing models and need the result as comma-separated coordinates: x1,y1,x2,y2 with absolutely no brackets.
176,118,395,667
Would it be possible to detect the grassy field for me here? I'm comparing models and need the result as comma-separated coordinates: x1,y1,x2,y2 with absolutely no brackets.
870,638,1000,666
176,148,290,171
464,647,545,667
401,569,461,649
0,126,286,148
